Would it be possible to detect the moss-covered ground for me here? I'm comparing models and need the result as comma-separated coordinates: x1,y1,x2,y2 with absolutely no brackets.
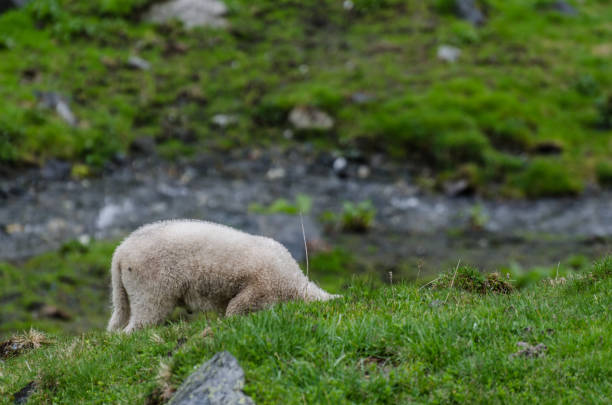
1,0,611,197
0,256,610,404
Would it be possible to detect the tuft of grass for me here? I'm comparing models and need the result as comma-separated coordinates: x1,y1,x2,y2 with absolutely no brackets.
320,200,377,233
512,158,583,198
340,200,376,233
431,265,515,294
570,256,612,291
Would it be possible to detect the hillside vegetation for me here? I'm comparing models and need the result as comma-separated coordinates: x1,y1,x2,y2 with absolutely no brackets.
0,0,611,197
1,256,610,404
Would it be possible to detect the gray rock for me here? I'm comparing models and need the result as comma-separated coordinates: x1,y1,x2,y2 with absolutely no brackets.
41,159,71,181
455,0,486,26
126,55,151,71
510,342,548,358
350,92,374,104
144,0,228,29
443,179,473,197
289,106,334,131
211,114,238,128
96,200,135,229
265,167,286,180
252,213,321,262
333,157,348,177
550,1,577,16
437,45,461,63
13,381,36,405
357,165,370,179
34,91,77,126
168,351,254,405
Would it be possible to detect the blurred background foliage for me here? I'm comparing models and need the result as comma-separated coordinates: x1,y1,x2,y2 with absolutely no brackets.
0,0,610,197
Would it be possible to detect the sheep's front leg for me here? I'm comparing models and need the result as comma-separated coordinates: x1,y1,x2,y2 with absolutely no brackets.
226,286,270,317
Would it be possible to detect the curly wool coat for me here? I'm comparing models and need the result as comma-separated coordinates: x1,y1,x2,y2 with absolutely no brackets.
107,220,338,333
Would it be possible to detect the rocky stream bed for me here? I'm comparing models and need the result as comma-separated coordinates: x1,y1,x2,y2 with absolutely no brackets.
1,151,610,277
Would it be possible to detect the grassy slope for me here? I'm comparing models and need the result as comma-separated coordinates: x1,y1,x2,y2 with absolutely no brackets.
0,257,610,404
0,0,611,196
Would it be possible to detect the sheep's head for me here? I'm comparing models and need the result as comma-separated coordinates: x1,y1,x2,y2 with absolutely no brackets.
303,281,341,302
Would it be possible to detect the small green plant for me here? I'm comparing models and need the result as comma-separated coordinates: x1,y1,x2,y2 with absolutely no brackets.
340,200,376,232
248,194,312,215
432,265,514,294
578,256,612,284
468,204,489,230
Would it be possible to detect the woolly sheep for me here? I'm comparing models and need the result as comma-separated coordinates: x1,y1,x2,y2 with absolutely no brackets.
107,219,339,333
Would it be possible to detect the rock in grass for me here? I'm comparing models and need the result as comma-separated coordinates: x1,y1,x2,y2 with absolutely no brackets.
455,0,486,26
289,106,334,131
168,351,254,405
510,342,548,358
437,45,461,63
34,91,77,127
211,114,238,128
550,1,577,16
144,0,228,29
0,329,50,360
126,56,151,71
12,381,36,405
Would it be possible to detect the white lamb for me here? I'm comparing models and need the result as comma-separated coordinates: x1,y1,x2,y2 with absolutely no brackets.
107,219,339,333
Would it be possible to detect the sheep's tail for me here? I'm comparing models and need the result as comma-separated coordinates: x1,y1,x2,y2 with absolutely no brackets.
107,259,130,332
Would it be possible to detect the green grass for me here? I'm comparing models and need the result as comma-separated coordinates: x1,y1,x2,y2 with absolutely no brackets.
0,0,611,196
1,256,610,404
0,240,116,336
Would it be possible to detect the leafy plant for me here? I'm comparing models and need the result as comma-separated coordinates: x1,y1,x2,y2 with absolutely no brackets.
468,204,489,230
248,194,312,215
340,200,376,232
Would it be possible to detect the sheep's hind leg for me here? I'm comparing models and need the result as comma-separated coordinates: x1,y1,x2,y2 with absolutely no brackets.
225,287,270,317
123,297,175,333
